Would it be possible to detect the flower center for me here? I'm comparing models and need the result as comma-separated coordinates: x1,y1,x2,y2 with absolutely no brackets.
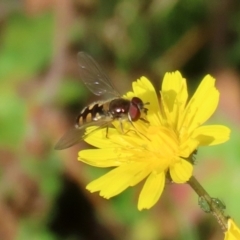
144,126,180,168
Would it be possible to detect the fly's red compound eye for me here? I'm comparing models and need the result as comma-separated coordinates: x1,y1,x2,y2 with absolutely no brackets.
128,97,144,121
131,97,144,106
129,104,140,121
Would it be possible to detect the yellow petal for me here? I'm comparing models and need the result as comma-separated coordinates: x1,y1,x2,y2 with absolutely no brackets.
224,218,240,240
129,164,152,186
78,148,131,167
138,171,165,210
180,75,219,134
147,112,162,126
191,125,231,146
86,162,149,198
179,139,199,158
110,133,146,148
84,127,120,148
126,77,160,119
170,159,193,183
161,71,188,128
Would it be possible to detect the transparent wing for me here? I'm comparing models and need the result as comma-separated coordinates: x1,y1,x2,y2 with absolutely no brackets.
77,52,120,96
54,120,110,150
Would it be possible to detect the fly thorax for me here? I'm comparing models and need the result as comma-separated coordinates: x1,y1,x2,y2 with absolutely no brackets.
109,98,130,120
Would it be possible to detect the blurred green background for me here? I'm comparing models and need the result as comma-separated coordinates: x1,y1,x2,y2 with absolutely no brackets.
1,0,240,239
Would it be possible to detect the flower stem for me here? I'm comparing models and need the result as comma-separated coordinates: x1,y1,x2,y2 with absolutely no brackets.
188,175,228,231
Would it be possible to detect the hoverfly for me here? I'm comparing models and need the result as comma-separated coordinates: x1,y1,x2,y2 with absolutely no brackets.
55,52,149,150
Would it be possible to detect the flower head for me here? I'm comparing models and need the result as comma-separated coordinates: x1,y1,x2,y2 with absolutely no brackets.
224,218,240,240
78,71,230,210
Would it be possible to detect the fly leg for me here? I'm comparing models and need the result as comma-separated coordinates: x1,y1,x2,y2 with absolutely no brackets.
124,119,151,141
119,119,124,134
105,124,110,138
140,117,149,123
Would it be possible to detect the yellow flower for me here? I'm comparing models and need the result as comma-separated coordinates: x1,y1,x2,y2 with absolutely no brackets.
78,71,230,210
224,218,240,240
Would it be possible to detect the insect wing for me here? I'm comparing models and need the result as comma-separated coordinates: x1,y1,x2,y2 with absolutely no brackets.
77,52,120,96
54,120,111,150
54,127,86,150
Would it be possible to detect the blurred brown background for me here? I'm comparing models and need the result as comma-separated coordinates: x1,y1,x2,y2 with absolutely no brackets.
1,0,240,239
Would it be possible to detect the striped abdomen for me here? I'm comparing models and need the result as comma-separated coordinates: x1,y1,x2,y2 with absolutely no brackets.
76,101,110,127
